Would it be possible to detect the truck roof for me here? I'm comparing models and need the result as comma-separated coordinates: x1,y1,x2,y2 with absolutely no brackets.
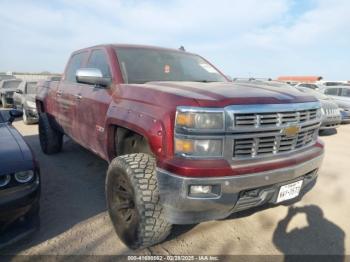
72,44,196,56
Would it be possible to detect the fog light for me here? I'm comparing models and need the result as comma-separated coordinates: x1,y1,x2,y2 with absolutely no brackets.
14,170,34,183
190,185,212,194
0,175,11,187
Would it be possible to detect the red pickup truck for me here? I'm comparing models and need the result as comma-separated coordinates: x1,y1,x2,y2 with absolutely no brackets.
36,44,324,249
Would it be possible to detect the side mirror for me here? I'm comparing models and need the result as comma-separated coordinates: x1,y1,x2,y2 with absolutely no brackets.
76,68,111,87
8,109,23,124
16,89,23,94
226,75,233,82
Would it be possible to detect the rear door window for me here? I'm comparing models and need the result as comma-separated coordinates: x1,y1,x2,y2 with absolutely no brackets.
340,88,350,97
65,52,88,82
324,88,339,96
86,49,111,78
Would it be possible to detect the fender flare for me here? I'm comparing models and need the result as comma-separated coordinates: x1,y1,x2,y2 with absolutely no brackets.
105,105,170,161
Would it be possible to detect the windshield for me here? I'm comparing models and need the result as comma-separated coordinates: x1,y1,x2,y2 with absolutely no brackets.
115,48,226,84
324,82,350,86
2,80,21,89
26,82,38,94
296,86,329,100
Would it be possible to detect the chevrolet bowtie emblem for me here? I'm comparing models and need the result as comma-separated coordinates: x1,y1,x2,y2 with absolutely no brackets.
282,125,301,137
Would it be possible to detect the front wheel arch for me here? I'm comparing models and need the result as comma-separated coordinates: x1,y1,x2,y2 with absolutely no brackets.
114,127,154,157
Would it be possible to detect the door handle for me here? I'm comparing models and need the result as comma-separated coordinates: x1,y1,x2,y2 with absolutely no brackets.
75,94,82,100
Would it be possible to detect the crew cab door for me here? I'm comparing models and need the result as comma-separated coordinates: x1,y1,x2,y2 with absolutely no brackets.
57,51,88,139
75,49,112,157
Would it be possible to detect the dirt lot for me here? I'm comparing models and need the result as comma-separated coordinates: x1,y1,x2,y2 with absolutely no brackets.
1,111,349,256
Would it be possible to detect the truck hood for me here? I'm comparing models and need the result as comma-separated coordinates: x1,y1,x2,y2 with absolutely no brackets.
0,123,33,175
128,81,317,107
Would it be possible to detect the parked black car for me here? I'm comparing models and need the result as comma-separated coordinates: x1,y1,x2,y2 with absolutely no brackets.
13,81,39,124
0,79,22,108
0,109,40,249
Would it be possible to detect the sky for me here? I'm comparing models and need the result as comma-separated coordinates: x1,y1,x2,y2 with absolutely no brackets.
0,0,349,79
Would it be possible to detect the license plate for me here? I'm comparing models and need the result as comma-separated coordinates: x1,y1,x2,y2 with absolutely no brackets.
276,180,303,203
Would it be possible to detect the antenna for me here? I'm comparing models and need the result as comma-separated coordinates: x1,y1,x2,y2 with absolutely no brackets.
179,46,186,51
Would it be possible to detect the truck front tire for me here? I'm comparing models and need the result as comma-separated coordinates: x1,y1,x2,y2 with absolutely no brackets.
38,113,63,154
106,153,172,249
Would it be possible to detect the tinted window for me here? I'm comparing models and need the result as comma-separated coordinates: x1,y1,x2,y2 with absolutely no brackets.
0,75,15,81
65,52,87,82
26,82,38,94
49,76,61,81
309,84,318,89
86,50,111,77
324,88,339,96
115,48,226,84
341,88,350,97
2,80,21,89
324,82,344,86
300,84,317,89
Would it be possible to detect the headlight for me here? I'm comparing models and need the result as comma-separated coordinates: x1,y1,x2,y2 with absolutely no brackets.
175,138,223,157
176,109,224,131
0,175,11,187
26,101,36,108
14,170,34,183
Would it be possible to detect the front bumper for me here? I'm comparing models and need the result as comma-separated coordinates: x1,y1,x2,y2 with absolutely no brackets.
0,175,40,231
157,154,323,224
25,107,39,121
320,116,341,130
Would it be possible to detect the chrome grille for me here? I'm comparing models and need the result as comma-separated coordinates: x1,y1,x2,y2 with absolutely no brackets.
233,124,319,158
234,109,318,128
324,108,337,116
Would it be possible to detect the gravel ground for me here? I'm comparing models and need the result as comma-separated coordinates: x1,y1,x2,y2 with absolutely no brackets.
1,112,349,256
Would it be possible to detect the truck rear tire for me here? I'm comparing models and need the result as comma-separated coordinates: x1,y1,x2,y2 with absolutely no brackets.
38,113,63,154
106,153,172,249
